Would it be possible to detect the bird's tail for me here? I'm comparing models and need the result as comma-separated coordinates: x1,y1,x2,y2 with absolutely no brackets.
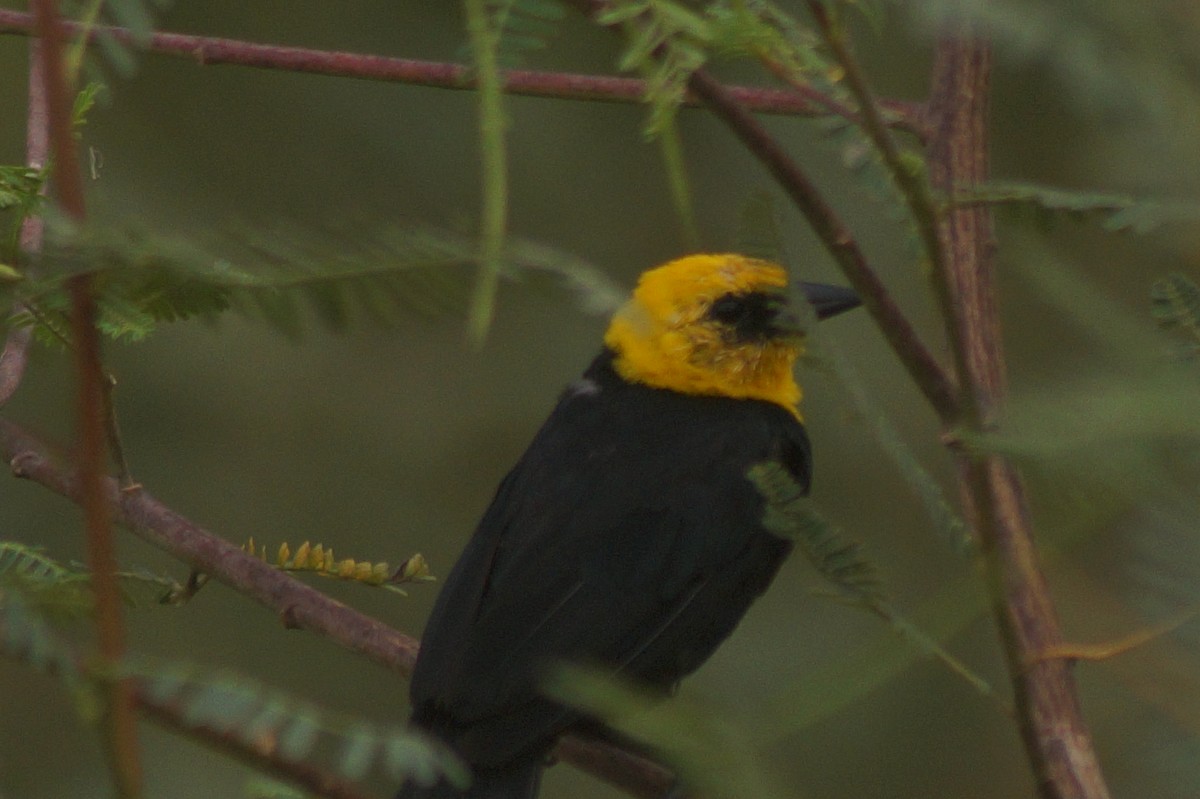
396,758,543,799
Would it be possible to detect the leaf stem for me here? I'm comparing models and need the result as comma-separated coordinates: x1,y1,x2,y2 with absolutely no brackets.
0,416,673,799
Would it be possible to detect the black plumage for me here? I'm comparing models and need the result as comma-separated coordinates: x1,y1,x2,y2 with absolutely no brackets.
401,349,810,798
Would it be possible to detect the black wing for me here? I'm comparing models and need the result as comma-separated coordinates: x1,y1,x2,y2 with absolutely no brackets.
409,352,810,766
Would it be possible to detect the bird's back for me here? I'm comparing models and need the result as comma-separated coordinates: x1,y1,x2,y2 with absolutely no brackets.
408,350,809,772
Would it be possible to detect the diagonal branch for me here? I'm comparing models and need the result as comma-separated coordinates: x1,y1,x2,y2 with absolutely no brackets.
0,8,922,130
567,0,958,421
0,416,674,799
684,69,960,422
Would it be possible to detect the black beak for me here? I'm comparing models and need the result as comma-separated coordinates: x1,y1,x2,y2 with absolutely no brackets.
799,282,861,320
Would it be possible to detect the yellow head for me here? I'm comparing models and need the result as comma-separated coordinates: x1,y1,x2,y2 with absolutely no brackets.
604,254,805,418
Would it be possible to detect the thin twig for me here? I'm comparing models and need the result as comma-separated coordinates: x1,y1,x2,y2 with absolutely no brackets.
684,69,960,421
29,2,142,795
0,8,923,130
0,32,51,408
0,416,675,798
806,2,972,421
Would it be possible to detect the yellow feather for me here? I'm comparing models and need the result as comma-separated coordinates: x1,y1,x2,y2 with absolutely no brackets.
603,254,804,418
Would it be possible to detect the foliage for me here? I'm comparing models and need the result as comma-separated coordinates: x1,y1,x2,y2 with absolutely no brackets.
0,216,624,345
125,658,467,789
907,0,1200,124
748,461,883,602
960,181,1200,234
0,540,465,791
0,540,201,619
1151,273,1200,352
545,665,790,799
485,0,567,67
63,0,175,78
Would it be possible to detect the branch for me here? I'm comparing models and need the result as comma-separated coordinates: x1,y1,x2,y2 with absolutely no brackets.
0,8,922,128
684,68,960,422
0,27,53,408
806,2,971,416
925,32,1112,799
0,327,31,406
564,0,957,420
0,416,674,798
31,1,143,795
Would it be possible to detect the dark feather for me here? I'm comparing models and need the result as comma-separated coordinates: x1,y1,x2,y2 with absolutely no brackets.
405,348,809,792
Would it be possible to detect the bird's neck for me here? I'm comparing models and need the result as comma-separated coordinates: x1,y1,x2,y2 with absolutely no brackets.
603,323,803,419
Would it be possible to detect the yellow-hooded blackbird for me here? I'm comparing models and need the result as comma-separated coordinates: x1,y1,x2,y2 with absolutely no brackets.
399,254,860,798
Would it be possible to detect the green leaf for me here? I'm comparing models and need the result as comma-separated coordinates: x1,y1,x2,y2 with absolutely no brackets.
546,666,790,799
71,83,106,136
339,724,378,781
747,462,885,601
960,180,1200,234
1151,273,1200,345
0,166,46,212
277,713,322,761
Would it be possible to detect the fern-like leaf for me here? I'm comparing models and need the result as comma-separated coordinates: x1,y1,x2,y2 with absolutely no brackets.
491,0,566,66
602,0,713,136
64,0,175,78
0,166,46,213
747,462,884,602
958,181,1200,234
123,659,468,788
0,542,93,622
6,216,625,344
0,540,192,617
545,665,790,799
1151,273,1200,348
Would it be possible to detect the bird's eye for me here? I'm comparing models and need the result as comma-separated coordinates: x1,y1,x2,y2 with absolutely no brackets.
709,294,746,325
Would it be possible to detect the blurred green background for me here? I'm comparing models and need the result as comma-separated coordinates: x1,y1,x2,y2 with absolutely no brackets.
2,3,1200,798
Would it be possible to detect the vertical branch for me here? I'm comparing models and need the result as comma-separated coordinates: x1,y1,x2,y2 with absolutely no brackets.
805,1,976,419
0,34,50,406
925,33,1111,799
29,1,143,796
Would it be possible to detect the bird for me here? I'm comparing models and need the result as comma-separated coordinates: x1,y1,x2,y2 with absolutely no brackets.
399,253,860,798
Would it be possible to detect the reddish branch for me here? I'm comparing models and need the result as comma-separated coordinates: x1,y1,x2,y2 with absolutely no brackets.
925,36,1111,799
30,1,143,795
0,417,672,799
685,69,961,422
0,8,922,130
0,32,47,408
